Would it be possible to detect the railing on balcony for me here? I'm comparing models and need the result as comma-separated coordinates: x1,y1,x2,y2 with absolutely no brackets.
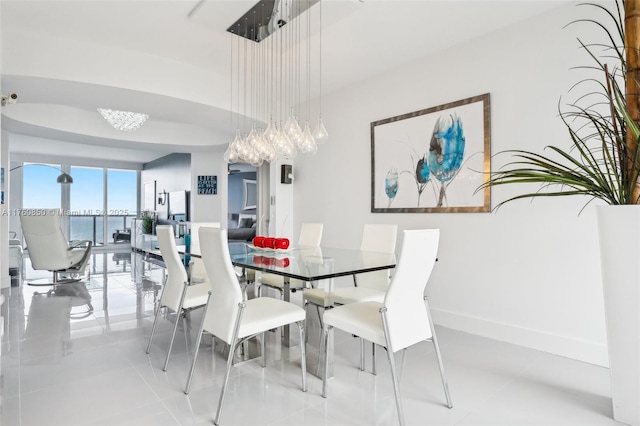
69,214,136,246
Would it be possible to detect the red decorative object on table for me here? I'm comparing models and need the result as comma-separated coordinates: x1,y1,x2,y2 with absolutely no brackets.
263,237,276,249
253,236,265,247
275,238,290,249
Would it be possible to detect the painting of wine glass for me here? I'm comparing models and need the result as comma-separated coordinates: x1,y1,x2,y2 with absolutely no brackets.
371,93,491,213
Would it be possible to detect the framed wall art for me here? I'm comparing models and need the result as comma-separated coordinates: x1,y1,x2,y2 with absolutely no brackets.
197,175,217,195
243,179,257,210
371,93,491,213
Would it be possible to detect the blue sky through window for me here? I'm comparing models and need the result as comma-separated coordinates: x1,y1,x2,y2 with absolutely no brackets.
23,164,136,214
23,165,61,208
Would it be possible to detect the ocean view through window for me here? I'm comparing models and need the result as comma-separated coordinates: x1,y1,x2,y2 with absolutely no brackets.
22,164,137,246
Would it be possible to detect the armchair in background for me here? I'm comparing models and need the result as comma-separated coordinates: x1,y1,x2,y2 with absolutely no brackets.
19,209,92,286
8,231,23,281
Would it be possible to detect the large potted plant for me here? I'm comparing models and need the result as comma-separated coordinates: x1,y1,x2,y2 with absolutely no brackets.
481,1,639,424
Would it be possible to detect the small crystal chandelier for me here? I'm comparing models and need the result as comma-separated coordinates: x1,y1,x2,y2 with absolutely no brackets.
97,108,149,132
224,0,328,166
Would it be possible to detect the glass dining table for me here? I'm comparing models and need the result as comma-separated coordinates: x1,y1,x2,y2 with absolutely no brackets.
183,241,397,347
174,240,396,378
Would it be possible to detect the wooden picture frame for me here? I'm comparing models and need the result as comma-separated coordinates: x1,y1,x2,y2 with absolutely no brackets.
371,93,491,213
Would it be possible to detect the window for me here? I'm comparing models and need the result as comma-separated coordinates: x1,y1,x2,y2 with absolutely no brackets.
107,169,137,238
18,163,138,246
22,164,62,208
71,166,104,243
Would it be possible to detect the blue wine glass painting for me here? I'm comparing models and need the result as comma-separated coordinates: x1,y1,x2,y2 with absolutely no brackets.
429,114,465,207
385,168,399,207
371,94,490,213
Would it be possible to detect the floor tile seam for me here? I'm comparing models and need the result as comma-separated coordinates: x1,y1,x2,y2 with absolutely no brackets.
15,361,140,398
452,386,615,426
447,372,521,419
154,397,184,426
503,349,613,402
479,368,615,411
15,329,129,365
0,376,23,400
0,389,24,425
265,403,343,426
132,368,186,426
85,398,175,426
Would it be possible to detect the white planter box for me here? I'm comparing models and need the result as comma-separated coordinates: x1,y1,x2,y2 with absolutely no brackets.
597,205,640,426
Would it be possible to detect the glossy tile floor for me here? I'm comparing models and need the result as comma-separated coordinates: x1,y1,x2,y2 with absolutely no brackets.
0,248,625,425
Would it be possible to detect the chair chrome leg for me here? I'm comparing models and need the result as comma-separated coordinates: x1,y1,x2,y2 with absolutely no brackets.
214,302,246,426
215,339,237,426
147,274,167,354
321,325,332,398
399,348,406,380
163,281,190,371
146,303,163,354
359,337,365,371
372,343,377,375
185,292,211,394
425,297,452,408
261,332,267,368
381,307,405,426
163,309,182,372
315,304,324,347
182,313,189,351
297,320,307,392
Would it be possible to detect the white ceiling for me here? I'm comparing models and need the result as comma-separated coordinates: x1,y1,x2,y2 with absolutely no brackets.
0,0,570,166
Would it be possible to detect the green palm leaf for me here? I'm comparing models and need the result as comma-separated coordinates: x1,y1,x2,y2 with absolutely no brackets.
481,0,640,209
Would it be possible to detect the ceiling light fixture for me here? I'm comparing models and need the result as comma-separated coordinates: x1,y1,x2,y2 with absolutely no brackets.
97,108,149,132
224,0,328,166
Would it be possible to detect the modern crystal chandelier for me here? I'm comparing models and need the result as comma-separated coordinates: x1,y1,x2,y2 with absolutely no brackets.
224,0,328,167
97,108,149,132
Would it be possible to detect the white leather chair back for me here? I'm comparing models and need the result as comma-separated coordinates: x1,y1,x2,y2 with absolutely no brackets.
156,225,189,312
356,224,398,291
189,222,221,279
199,227,244,344
189,222,221,253
298,223,323,247
20,209,75,270
384,229,439,352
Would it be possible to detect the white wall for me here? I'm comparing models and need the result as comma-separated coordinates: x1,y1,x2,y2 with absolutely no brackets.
190,148,227,224
294,2,610,366
271,159,294,239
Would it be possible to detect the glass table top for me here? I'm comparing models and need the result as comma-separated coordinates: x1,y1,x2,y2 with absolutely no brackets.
180,242,396,282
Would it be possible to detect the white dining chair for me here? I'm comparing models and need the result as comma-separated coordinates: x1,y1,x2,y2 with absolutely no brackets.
257,223,323,298
304,224,397,305
321,229,452,426
190,221,254,297
187,222,220,284
303,223,397,372
145,225,210,371
184,226,307,426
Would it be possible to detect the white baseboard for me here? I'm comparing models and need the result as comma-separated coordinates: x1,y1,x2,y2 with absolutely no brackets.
431,307,609,367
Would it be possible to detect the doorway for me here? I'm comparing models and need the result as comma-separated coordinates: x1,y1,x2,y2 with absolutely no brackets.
227,163,257,241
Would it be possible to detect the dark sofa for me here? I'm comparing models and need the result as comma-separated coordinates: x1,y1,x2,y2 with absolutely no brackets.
227,213,256,241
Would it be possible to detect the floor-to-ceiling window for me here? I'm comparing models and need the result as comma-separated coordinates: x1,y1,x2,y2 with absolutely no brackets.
70,166,104,243
107,169,137,242
19,163,138,247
